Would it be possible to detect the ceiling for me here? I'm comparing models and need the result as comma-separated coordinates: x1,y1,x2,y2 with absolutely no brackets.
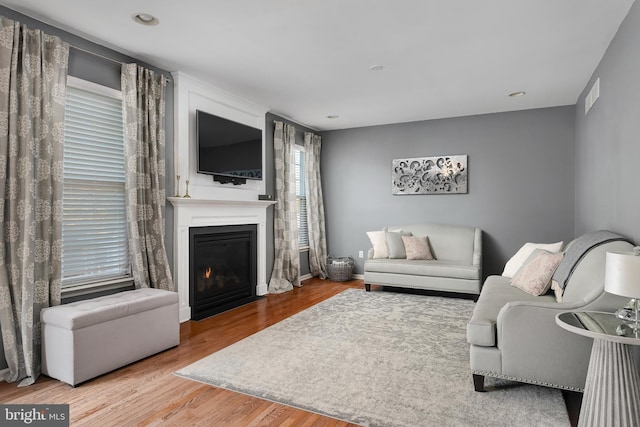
0,0,635,130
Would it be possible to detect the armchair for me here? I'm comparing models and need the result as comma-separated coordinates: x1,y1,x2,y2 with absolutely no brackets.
467,238,633,391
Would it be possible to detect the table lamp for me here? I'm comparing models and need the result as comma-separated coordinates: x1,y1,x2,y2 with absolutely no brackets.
605,247,640,331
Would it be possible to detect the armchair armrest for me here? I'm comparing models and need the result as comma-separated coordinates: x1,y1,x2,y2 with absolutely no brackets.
496,300,593,390
497,299,585,346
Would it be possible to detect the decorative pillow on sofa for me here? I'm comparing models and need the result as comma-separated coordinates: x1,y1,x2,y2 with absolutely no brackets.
401,235,435,260
366,231,388,258
502,241,564,278
511,249,564,296
386,231,412,259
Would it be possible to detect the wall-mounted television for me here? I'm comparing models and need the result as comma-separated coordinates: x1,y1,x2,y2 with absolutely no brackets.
196,110,263,185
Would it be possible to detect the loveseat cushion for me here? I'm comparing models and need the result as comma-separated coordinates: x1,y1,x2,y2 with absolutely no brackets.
364,258,480,280
466,275,554,347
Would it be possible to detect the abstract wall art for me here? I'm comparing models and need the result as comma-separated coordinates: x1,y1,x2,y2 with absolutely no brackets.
392,155,468,195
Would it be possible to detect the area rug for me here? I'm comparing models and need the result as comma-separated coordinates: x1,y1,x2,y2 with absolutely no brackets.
175,289,569,426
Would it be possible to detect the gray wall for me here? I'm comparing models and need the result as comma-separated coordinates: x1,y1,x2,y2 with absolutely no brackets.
574,0,640,245
320,106,576,277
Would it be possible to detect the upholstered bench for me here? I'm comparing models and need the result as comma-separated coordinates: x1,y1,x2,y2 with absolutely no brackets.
41,288,179,386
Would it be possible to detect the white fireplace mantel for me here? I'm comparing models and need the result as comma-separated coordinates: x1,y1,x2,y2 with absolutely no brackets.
168,197,275,322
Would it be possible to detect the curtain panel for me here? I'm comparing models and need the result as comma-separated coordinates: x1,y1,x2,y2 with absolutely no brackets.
121,64,174,292
268,121,300,293
0,17,68,385
304,132,328,279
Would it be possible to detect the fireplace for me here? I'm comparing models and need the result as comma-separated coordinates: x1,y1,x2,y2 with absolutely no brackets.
189,224,259,320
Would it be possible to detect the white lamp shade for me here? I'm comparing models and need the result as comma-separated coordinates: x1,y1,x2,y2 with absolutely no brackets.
605,251,640,299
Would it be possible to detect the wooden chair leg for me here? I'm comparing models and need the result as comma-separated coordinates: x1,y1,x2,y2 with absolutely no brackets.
364,283,371,292
473,374,485,392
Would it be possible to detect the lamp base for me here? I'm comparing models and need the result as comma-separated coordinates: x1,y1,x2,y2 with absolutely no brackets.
615,298,640,333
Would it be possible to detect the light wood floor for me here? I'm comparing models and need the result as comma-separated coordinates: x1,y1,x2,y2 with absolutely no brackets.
0,278,362,426
0,278,576,426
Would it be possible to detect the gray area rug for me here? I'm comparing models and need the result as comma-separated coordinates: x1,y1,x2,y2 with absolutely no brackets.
175,289,569,426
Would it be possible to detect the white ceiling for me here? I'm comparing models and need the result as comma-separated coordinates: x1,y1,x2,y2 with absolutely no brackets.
0,0,635,130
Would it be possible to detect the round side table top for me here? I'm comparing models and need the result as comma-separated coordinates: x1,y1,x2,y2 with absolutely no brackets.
556,311,640,345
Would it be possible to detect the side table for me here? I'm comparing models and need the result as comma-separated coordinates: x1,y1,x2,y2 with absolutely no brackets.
556,311,640,427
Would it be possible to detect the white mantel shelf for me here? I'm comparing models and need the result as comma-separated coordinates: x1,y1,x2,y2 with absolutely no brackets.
168,196,275,322
167,197,276,208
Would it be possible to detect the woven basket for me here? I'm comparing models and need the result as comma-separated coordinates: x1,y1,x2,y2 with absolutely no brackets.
326,256,354,282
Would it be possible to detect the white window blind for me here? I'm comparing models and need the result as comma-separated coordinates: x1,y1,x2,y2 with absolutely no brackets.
294,147,309,248
61,80,130,287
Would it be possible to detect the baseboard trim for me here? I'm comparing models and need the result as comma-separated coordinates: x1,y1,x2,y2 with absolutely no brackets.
301,273,363,282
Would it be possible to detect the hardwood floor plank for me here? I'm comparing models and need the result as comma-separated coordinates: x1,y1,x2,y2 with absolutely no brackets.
0,278,361,426
0,278,577,425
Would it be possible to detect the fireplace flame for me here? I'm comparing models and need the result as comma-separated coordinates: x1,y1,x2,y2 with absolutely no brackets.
204,266,212,279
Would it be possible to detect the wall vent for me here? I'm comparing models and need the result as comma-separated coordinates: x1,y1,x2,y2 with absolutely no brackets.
585,78,600,115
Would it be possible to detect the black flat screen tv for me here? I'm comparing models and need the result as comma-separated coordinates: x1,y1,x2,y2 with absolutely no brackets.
196,110,262,182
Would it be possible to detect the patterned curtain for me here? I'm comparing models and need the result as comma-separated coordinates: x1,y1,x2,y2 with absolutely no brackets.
304,132,328,279
0,18,68,386
121,64,174,291
268,121,300,293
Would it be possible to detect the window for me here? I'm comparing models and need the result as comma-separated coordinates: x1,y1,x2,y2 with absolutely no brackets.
61,77,131,289
294,146,309,248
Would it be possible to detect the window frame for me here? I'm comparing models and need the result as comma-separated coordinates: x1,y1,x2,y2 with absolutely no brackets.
61,76,134,298
294,144,309,251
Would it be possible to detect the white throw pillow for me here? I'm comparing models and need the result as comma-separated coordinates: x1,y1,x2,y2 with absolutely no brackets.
366,231,388,259
502,241,564,278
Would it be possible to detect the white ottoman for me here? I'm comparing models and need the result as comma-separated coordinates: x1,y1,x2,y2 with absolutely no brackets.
41,288,179,386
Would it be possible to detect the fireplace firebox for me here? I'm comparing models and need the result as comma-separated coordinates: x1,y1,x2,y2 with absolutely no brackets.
189,224,259,320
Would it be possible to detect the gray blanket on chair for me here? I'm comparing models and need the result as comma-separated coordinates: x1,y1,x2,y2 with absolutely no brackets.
552,230,629,290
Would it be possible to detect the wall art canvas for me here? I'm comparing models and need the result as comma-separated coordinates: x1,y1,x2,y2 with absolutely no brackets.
392,155,468,195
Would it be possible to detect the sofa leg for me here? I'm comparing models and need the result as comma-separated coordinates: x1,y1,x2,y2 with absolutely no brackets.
473,374,485,392
364,283,371,292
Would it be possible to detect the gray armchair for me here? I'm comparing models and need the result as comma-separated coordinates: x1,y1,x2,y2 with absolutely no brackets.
467,238,633,391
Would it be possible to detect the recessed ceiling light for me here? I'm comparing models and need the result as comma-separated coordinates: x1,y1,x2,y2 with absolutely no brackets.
370,65,384,72
509,91,526,97
327,115,340,119
133,13,159,26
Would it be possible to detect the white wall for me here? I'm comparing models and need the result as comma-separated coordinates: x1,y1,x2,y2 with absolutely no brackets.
172,72,267,201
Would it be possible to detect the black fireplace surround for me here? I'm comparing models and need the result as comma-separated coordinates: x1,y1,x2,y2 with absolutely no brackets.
189,224,259,320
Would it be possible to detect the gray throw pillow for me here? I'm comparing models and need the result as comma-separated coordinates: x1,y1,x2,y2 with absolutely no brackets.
386,231,412,259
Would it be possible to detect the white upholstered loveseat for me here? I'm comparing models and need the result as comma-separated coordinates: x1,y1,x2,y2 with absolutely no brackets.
363,224,482,296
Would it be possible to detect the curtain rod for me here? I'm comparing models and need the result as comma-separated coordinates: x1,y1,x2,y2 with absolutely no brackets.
272,117,319,133
70,44,122,65
69,45,172,82
273,120,297,130
273,120,297,126
273,120,315,135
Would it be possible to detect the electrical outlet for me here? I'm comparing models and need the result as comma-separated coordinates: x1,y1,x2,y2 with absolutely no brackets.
359,250,364,258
